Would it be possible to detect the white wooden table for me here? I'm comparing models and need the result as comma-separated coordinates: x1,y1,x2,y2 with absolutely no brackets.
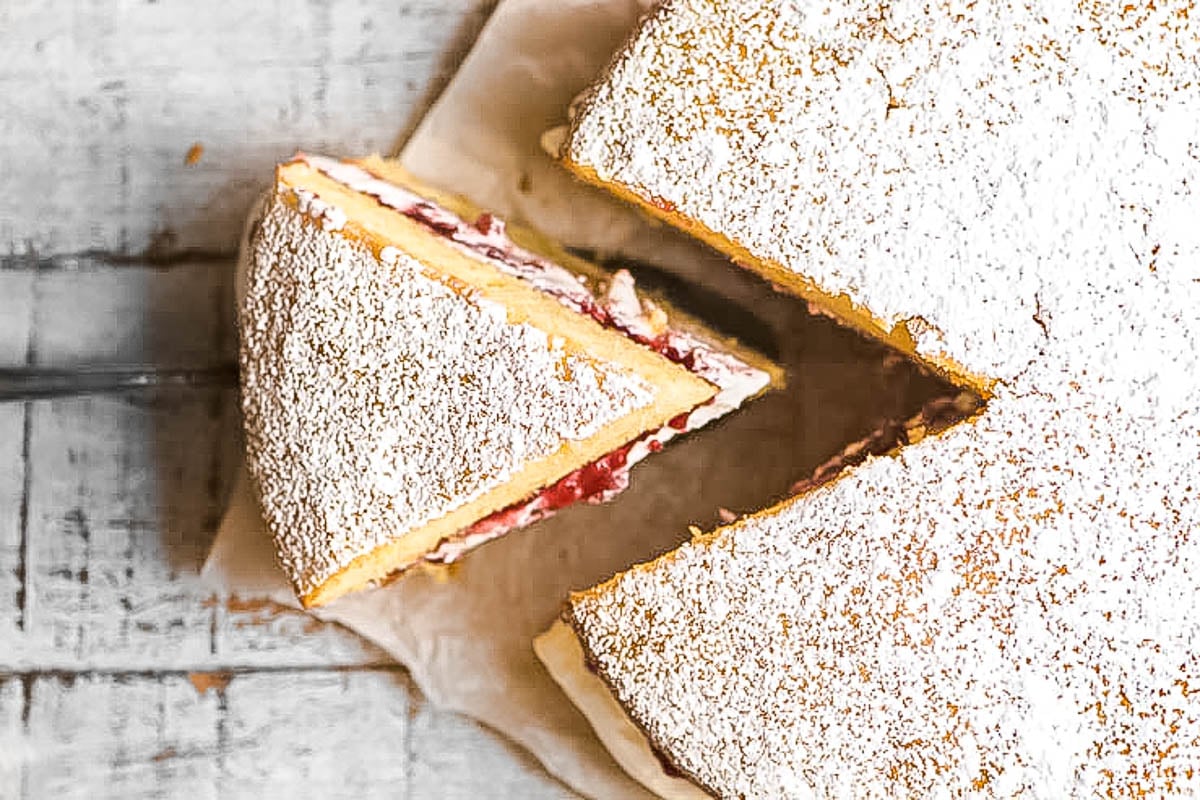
1,2,576,796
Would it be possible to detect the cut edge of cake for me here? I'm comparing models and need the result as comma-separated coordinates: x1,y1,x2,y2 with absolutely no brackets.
538,393,988,800
554,153,994,401
242,155,782,608
535,618,716,800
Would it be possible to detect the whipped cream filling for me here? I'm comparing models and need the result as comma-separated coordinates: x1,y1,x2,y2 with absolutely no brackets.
290,154,771,570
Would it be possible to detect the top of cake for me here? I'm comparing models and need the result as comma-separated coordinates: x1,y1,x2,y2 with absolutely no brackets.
565,0,1197,386
243,189,657,599
563,0,1200,796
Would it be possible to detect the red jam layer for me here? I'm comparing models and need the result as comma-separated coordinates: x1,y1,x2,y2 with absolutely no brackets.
454,436,668,547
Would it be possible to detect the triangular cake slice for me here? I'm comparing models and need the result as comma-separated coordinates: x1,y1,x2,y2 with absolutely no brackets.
241,154,779,608
538,1,1200,797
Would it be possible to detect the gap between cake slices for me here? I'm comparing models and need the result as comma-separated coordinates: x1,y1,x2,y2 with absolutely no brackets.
536,382,979,800
532,27,1000,797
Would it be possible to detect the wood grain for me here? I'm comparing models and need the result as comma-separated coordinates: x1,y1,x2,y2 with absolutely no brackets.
0,0,583,795
0,0,498,259
0,668,572,799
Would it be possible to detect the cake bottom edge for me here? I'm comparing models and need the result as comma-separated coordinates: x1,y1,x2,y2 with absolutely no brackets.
534,619,716,800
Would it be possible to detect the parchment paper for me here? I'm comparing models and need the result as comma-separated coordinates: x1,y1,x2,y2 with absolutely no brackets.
204,1,926,797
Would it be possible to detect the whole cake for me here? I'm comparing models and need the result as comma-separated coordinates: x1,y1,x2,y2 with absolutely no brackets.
240,154,778,608
538,0,1200,797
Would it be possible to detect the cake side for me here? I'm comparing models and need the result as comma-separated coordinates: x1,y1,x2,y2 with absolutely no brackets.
534,620,716,800
354,154,787,392
279,159,715,414
242,186,687,606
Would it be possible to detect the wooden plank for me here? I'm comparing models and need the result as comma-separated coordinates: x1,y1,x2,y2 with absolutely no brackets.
218,670,411,797
0,669,573,799
16,393,230,667
409,704,577,799
0,676,29,798
2,670,394,799
0,0,497,258
1,393,387,672
0,405,31,644
13,672,220,800
0,271,34,362
25,259,236,370
0,273,35,646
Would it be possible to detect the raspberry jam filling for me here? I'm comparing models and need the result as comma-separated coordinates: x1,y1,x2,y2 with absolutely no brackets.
295,154,770,565
445,430,671,551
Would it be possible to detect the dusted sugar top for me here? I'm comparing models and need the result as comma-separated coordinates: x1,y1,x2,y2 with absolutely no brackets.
563,0,1200,797
565,0,1198,385
242,192,654,599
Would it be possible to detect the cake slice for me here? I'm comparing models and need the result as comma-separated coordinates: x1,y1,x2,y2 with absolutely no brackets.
539,1,1200,797
240,154,779,608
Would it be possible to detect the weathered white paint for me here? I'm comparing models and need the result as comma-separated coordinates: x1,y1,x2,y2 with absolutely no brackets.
0,272,35,362
21,258,237,369
0,405,28,653
0,0,497,257
0,0,584,795
0,669,574,799
409,702,576,799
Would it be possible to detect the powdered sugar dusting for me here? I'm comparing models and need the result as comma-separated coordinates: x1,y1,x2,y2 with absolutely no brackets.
241,191,655,599
291,186,347,231
567,0,1200,383
565,0,1200,796
426,348,769,567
